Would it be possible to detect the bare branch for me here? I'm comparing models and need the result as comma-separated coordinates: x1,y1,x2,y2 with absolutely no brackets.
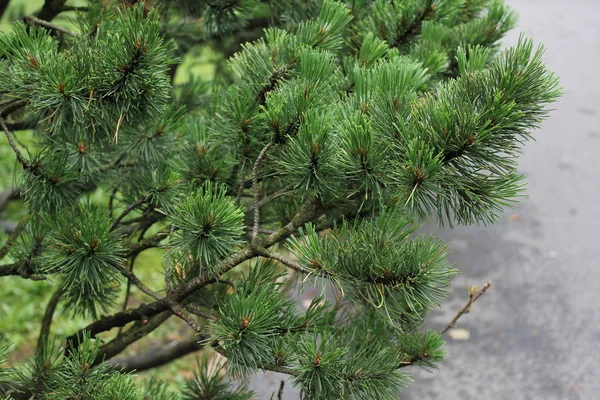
110,196,149,231
1,120,33,172
112,262,162,301
95,312,172,365
0,214,30,262
24,15,75,36
439,281,492,335
36,286,65,353
106,335,206,372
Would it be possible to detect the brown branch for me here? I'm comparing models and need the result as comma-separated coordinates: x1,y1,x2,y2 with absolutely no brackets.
105,335,206,372
439,281,492,335
0,0,10,20
184,304,217,321
164,224,175,293
277,380,285,400
36,286,65,353
112,262,162,301
66,198,325,351
110,196,149,231
117,254,139,337
0,262,45,280
0,214,30,262
256,184,294,209
252,142,273,242
38,0,67,21
0,99,27,119
1,120,33,172
0,188,19,213
24,15,75,36
169,301,202,332
124,228,170,257
4,120,37,131
255,246,310,275
94,312,172,365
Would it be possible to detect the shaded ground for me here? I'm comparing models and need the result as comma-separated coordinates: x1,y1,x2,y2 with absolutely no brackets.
249,1,600,398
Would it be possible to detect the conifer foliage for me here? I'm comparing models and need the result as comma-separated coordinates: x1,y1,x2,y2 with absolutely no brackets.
0,0,560,398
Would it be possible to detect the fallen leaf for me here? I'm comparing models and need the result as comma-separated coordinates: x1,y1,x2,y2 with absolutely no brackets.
448,328,470,341
508,213,520,222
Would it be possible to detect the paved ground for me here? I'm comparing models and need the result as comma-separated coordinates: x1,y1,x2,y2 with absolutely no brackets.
250,1,600,398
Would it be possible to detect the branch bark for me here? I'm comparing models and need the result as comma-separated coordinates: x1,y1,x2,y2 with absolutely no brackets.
94,312,172,365
439,281,492,335
105,335,206,372
36,286,65,353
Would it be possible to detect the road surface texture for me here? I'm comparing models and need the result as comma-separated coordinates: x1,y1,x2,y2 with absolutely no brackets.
248,0,600,398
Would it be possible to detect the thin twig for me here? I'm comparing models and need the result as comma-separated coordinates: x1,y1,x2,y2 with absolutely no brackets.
235,163,247,205
112,262,162,301
255,246,310,275
184,304,217,321
108,186,119,219
439,281,492,335
1,120,33,171
277,380,285,400
110,196,148,231
252,142,273,242
117,254,139,337
244,226,276,235
165,224,175,293
24,16,75,36
0,214,30,262
256,184,294,209
169,301,202,331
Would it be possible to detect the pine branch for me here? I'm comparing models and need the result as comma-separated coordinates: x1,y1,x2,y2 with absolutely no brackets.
1,120,34,173
110,196,149,231
112,262,162,301
184,304,217,321
0,214,30,262
117,255,139,337
0,263,45,280
0,0,10,20
68,198,331,353
256,184,294,209
37,0,67,21
124,228,170,257
4,120,37,131
105,335,206,373
0,100,27,119
24,15,75,36
252,142,274,242
36,286,65,353
164,224,175,293
0,188,19,213
439,281,492,335
94,312,173,365
255,246,311,275
168,301,202,332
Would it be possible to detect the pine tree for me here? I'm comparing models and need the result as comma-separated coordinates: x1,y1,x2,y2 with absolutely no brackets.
0,0,560,399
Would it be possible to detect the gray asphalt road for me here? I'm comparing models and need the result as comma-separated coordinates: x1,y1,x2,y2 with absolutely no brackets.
249,1,600,398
